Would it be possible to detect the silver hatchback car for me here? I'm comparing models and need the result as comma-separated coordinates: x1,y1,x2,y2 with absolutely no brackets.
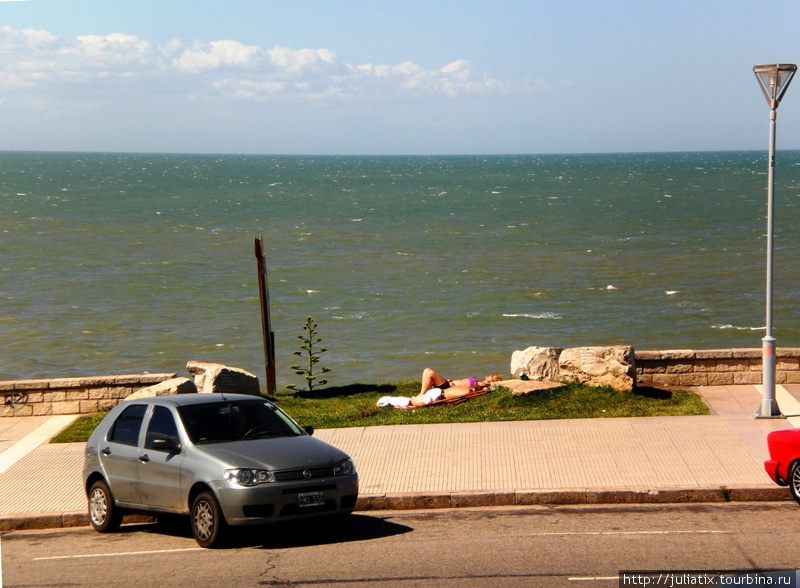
83,393,359,547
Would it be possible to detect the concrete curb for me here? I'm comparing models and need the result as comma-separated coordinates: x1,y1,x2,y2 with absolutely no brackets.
1,487,792,532
354,486,792,510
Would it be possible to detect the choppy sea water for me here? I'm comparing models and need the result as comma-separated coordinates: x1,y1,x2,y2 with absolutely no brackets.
2,151,800,386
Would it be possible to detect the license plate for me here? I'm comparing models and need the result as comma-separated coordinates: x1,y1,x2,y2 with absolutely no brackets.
298,491,325,507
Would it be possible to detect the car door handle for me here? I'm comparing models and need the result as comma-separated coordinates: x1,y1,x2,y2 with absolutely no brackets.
139,454,150,463
101,447,111,455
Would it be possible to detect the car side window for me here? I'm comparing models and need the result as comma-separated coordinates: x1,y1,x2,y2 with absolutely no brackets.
145,405,180,450
108,404,147,446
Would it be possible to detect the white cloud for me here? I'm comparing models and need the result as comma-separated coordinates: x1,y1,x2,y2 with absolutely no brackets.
174,40,264,73
0,24,542,103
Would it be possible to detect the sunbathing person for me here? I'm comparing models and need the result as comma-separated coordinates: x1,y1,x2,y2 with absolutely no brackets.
377,369,502,408
419,367,502,396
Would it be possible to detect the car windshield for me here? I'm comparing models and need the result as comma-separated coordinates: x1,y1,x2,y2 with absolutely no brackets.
177,399,303,444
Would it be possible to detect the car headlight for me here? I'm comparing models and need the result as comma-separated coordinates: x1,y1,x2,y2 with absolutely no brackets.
333,458,356,477
224,469,276,486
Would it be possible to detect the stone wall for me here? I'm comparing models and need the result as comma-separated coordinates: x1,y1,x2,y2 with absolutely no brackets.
0,374,176,418
1,348,798,417
636,348,800,388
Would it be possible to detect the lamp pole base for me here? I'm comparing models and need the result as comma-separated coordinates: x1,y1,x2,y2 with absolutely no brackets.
755,336,784,418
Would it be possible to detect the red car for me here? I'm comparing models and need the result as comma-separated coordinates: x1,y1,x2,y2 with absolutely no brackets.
765,428,800,504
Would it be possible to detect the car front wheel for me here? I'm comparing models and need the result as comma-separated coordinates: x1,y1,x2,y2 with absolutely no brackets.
191,491,226,548
88,479,123,533
789,461,800,506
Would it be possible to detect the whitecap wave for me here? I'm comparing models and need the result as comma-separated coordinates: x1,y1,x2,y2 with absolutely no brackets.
332,313,366,320
711,324,764,331
503,312,562,320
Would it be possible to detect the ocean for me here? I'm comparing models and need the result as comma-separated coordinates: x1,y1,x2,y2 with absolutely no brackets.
2,151,800,387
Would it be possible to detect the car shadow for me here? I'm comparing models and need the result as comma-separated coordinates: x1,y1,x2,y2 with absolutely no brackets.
135,513,413,549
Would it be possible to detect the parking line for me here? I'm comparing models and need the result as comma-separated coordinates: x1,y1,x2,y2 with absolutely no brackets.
34,547,203,561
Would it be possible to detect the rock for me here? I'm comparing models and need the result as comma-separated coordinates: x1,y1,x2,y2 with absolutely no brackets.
126,377,197,400
510,346,563,381
558,346,636,392
497,379,562,396
186,361,261,396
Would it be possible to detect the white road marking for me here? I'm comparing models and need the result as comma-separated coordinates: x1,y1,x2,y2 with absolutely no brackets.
34,547,203,561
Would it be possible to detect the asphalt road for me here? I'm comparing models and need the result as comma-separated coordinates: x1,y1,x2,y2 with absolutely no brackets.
2,503,800,587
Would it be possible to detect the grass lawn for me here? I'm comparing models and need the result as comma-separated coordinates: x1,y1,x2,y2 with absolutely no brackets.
50,380,709,443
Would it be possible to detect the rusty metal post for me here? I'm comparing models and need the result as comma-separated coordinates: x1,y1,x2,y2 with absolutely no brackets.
254,236,276,396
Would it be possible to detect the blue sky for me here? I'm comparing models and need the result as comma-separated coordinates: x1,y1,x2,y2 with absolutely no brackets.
1,0,799,155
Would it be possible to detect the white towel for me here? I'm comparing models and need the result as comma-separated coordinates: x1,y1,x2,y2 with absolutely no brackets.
376,396,411,408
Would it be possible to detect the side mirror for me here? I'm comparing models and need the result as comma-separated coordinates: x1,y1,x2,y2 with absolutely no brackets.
151,437,181,453
302,426,315,436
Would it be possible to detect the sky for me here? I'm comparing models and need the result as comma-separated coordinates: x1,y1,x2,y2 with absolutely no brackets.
1,0,799,155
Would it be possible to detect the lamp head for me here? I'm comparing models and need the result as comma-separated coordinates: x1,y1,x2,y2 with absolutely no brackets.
754,63,797,110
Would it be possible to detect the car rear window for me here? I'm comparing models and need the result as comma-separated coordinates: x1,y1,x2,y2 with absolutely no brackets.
109,404,148,446
177,399,302,444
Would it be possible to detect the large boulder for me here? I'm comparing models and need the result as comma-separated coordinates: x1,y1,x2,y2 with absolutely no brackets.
126,377,197,400
186,361,261,396
558,346,636,392
510,346,563,382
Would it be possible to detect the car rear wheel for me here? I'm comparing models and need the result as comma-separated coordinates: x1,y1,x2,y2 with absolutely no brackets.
191,491,226,548
88,479,123,533
789,461,800,506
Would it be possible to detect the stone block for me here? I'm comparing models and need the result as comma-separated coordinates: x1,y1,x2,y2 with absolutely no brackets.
651,374,681,387
679,373,708,387
12,404,33,417
559,346,635,392
186,361,261,396
638,361,666,374
717,359,750,372
665,363,693,374
126,377,197,400
785,372,800,384
44,391,66,403
777,359,800,371
706,372,735,386
80,400,99,413
734,372,762,385
510,346,562,381
732,349,762,359
25,392,44,403
66,390,89,401
98,399,118,411
14,379,49,391
32,403,53,416
695,349,733,359
660,350,696,360
693,360,718,373
634,350,663,361
52,401,80,415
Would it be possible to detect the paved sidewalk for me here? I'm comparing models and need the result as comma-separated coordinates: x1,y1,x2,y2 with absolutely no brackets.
0,384,798,531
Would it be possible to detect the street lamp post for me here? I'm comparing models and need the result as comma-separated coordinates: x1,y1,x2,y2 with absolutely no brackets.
753,63,797,418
